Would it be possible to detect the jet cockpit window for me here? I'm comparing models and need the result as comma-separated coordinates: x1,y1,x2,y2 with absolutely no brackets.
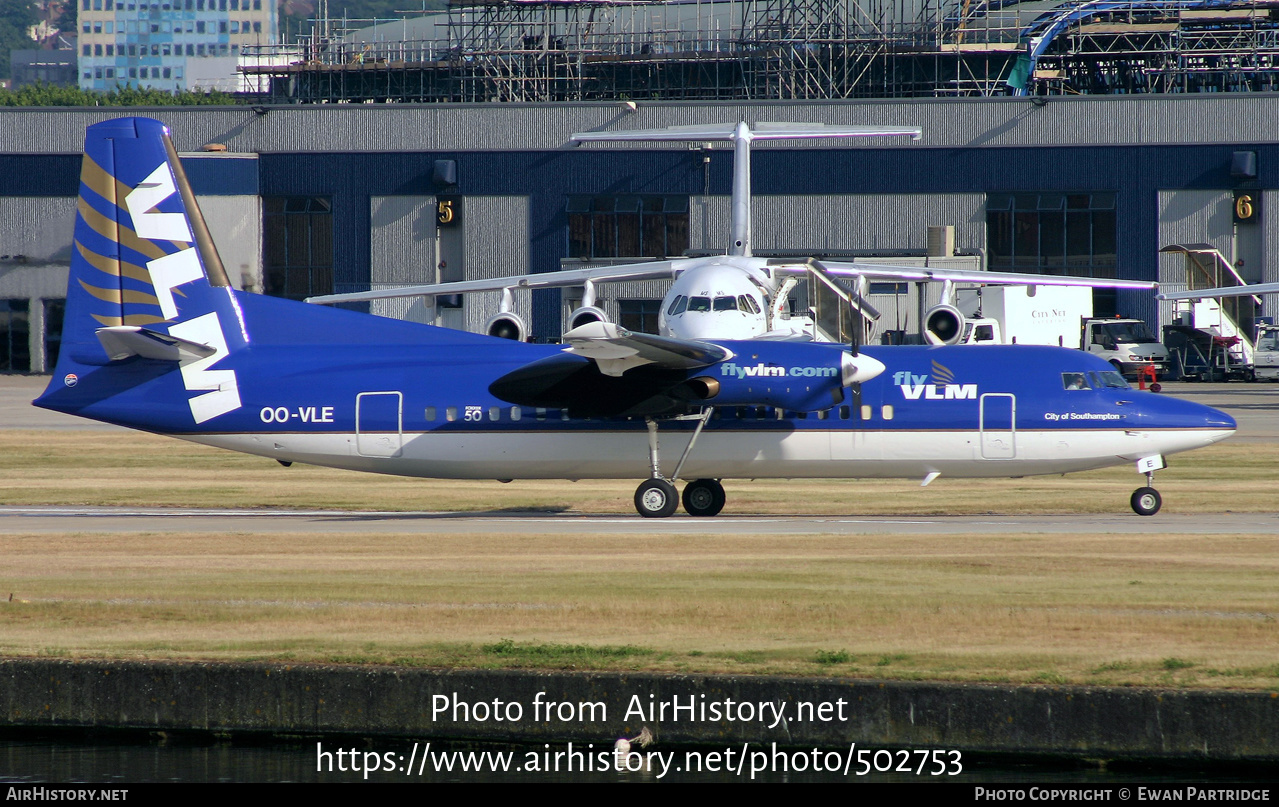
739,295,761,314
687,297,712,312
713,296,738,312
667,295,687,316
1062,372,1090,390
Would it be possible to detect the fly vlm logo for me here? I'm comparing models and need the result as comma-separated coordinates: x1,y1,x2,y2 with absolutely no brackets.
894,360,977,400
126,163,241,424
720,362,839,380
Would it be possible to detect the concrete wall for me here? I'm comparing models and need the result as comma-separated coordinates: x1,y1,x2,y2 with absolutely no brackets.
3,659,1277,762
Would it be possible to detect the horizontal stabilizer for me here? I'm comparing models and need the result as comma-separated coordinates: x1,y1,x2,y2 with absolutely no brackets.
563,321,732,377
571,123,921,143
95,325,217,362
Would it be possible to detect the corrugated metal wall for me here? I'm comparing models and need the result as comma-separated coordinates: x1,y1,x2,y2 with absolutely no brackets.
8,95,1279,154
689,193,984,254
461,195,531,334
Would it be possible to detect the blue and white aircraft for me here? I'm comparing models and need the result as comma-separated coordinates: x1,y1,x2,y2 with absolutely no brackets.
35,118,1236,518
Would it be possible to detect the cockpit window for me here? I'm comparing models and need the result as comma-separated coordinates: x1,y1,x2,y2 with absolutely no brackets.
1062,372,1090,390
1095,370,1129,389
687,296,711,312
667,295,687,316
713,296,738,312
739,295,760,314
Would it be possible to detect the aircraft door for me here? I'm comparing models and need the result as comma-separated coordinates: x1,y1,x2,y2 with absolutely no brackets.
356,391,403,458
979,393,1016,459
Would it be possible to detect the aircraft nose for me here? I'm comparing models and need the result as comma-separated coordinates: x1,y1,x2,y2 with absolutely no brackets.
1144,394,1235,441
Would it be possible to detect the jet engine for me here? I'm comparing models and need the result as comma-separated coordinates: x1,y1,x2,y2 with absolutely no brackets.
485,312,527,341
567,306,609,331
923,304,966,346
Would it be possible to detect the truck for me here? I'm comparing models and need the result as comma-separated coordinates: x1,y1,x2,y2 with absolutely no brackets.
1254,324,1279,381
924,285,1170,378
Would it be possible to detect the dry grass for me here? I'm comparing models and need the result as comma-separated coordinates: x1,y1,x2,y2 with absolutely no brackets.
1,529,1276,689
3,429,1276,688
0,430,1269,514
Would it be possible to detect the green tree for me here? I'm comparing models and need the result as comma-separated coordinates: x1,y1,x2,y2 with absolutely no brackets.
0,81,240,106
0,1,41,82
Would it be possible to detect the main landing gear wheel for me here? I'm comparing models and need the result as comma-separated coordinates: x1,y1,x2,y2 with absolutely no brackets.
635,478,679,518
1131,487,1162,516
682,478,726,517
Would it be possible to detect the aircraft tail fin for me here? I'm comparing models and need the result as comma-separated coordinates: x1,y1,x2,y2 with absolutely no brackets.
37,117,246,425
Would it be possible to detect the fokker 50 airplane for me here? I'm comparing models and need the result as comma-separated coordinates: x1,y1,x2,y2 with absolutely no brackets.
35,118,1235,518
308,121,1161,346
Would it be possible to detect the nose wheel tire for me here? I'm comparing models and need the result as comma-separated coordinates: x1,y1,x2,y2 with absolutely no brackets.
635,479,679,518
682,478,726,517
1131,487,1162,516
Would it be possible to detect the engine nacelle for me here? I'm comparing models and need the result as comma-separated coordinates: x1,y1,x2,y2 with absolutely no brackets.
923,304,966,346
567,306,608,331
485,312,527,341
685,376,721,400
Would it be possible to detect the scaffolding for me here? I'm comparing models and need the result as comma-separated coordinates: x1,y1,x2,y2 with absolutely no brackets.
238,0,1279,103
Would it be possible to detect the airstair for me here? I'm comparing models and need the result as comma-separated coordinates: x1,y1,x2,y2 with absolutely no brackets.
1158,243,1260,380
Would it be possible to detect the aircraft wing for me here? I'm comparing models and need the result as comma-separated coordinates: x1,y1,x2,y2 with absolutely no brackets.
561,321,732,377
305,259,690,306
1158,283,1279,301
781,260,1158,290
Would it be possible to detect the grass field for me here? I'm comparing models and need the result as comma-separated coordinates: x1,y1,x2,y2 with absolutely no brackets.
2,430,1276,689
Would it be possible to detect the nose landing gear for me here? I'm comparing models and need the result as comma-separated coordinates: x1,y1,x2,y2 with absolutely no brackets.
1130,460,1164,516
1130,485,1162,516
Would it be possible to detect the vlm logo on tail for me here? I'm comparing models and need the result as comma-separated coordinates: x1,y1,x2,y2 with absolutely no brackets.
125,161,241,424
894,360,977,400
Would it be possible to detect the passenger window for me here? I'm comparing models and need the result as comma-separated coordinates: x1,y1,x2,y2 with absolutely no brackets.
561,409,571,421
510,406,522,421
425,407,436,421
489,406,501,421
839,406,850,420
536,407,547,421
817,409,828,420
881,405,894,421
446,407,458,422
861,405,873,420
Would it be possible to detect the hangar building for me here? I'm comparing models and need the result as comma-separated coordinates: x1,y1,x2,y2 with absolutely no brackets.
0,96,1275,372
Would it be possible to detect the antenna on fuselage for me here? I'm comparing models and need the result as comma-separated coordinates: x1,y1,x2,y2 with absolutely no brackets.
570,122,922,259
